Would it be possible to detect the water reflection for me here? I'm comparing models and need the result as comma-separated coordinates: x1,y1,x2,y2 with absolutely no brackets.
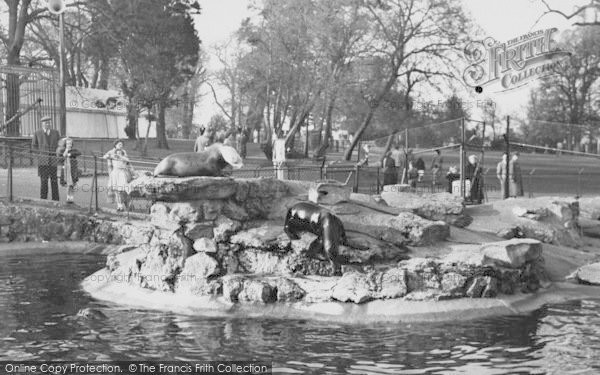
1,252,600,373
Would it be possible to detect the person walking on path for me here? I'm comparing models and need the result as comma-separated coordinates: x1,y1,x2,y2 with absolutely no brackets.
382,151,398,186
272,130,287,180
32,116,61,201
237,127,249,159
56,137,81,204
466,154,483,204
496,153,508,198
103,140,132,212
407,162,418,190
430,149,443,185
509,152,524,197
415,156,426,182
194,127,209,152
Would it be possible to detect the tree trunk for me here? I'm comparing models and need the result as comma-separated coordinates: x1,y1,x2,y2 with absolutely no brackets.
91,58,100,88
344,105,377,160
124,100,138,140
182,85,192,139
6,53,21,136
343,73,397,160
156,100,169,149
98,56,110,90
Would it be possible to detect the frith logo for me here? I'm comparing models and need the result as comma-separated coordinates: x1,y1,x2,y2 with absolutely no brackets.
463,28,571,92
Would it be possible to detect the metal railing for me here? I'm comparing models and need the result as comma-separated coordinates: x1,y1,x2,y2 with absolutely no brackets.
2,143,597,216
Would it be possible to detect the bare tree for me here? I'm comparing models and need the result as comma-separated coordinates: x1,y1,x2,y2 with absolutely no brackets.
343,0,470,160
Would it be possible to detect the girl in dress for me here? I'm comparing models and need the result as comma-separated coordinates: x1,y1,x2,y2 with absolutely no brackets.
57,137,81,204
103,140,131,211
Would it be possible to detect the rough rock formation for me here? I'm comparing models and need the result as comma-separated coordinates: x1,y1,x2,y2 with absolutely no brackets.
380,192,472,227
0,177,553,307
574,263,600,285
467,197,582,248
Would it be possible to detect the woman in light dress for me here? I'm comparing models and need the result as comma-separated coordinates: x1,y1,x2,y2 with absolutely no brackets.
56,137,81,204
103,140,132,211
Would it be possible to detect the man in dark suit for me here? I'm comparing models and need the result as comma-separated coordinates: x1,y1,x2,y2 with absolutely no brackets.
32,116,60,201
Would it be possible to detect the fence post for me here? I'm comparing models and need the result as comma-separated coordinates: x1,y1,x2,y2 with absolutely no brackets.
100,144,105,174
353,165,359,193
94,155,99,212
577,168,584,198
7,145,13,202
528,169,535,198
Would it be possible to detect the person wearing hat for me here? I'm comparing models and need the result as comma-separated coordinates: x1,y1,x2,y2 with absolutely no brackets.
103,139,132,211
32,116,61,201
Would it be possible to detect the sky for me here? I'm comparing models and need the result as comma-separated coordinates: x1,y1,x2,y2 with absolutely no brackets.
193,0,591,127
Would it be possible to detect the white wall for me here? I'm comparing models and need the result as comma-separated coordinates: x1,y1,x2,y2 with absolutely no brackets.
66,109,157,139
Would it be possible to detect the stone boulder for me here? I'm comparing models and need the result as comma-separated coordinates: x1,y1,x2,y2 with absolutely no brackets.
105,246,147,286
340,233,410,264
380,192,471,227
401,258,441,291
578,197,600,220
331,268,409,304
574,263,600,285
221,275,305,303
184,222,214,240
139,231,193,292
504,198,581,247
308,180,351,205
480,239,542,268
174,253,221,296
229,224,289,251
213,216,242,242
331,272,373,304
338,207,449,246
193,238,217,253
129,176,239,202
270,278,306,302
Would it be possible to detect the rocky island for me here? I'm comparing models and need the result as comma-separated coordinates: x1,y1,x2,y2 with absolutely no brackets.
2,176,600,323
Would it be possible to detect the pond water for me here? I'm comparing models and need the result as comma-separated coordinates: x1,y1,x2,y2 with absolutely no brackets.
1,252,600,374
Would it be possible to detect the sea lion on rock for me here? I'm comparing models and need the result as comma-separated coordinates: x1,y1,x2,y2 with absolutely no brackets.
284,202,348,275
153,143,243,177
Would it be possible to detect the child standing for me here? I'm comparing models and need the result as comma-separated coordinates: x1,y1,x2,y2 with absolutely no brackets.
103,140,131,211
57,137,81,204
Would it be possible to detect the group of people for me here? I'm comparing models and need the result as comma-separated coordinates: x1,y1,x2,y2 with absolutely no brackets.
32,116,135,211
381,147,445,189
32,116,81,204
378,144,525,203
496,152,524,198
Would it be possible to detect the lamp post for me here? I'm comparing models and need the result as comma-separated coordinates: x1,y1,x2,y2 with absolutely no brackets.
47,0,67,136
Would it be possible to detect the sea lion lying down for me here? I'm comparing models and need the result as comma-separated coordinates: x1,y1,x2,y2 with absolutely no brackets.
153,143,244,177
284,201,348,275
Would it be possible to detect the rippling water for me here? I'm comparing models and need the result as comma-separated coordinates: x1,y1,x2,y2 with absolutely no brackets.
1,252,600,374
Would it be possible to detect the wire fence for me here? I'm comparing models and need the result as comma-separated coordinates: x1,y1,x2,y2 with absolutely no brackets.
0,141,599,216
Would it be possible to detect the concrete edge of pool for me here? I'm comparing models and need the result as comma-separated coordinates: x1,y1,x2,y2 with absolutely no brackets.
81,267,600,324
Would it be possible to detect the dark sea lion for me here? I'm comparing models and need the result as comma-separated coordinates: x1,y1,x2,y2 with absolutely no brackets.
153,143,243,177
284,202,348,275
